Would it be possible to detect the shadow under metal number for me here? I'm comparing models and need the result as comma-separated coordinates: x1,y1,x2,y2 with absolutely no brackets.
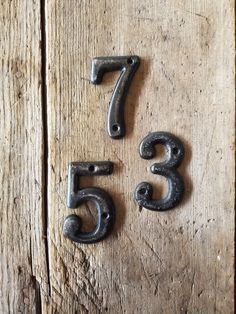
63,161,115,244
91,55,140,139
134,132,185,211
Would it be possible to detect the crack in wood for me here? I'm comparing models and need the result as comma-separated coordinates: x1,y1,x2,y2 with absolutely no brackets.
40,0,51,304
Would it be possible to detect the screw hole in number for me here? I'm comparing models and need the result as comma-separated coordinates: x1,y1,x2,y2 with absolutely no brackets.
101,212,109,220
112,124,120,132
138,188,146,195
88,165,95,172
172,147,179,155
127,57,134,65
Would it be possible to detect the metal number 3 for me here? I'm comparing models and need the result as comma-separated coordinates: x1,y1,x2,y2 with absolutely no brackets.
91,55,140,139
63,161,115,244
134,132,185,211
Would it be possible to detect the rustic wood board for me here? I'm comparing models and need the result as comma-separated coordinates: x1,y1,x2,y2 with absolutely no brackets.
0,1,49,313
45,1,235,313
1,0,234,313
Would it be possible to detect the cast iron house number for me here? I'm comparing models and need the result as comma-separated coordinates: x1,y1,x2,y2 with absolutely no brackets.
63,162,115,244
91,55,140,139
63,56,186,244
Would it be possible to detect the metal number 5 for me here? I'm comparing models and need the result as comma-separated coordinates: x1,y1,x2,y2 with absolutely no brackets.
63,161,115,244
134,132,185,211
91,55,140,139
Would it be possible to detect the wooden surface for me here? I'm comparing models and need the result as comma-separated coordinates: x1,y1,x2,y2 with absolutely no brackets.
0,0,234,313
0,1,48,313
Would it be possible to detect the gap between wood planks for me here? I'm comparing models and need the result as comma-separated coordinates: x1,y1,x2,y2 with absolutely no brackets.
40,0,51,301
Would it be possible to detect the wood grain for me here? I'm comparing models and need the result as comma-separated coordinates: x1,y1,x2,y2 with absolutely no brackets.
0,1,49,313
45,1,234,313
1,0,234,313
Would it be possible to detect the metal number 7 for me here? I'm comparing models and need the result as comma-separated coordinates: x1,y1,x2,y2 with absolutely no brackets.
91,55,140,139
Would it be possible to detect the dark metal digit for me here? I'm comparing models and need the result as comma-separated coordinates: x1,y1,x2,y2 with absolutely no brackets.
134,132,185,211
63,161,115,244
91,55,140,139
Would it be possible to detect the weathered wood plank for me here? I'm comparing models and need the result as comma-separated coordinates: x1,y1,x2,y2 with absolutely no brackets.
46,0,234,313
0,1,48,313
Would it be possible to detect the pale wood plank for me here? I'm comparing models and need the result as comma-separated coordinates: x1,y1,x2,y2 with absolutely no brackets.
46,0,234,312
0,1,49,313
